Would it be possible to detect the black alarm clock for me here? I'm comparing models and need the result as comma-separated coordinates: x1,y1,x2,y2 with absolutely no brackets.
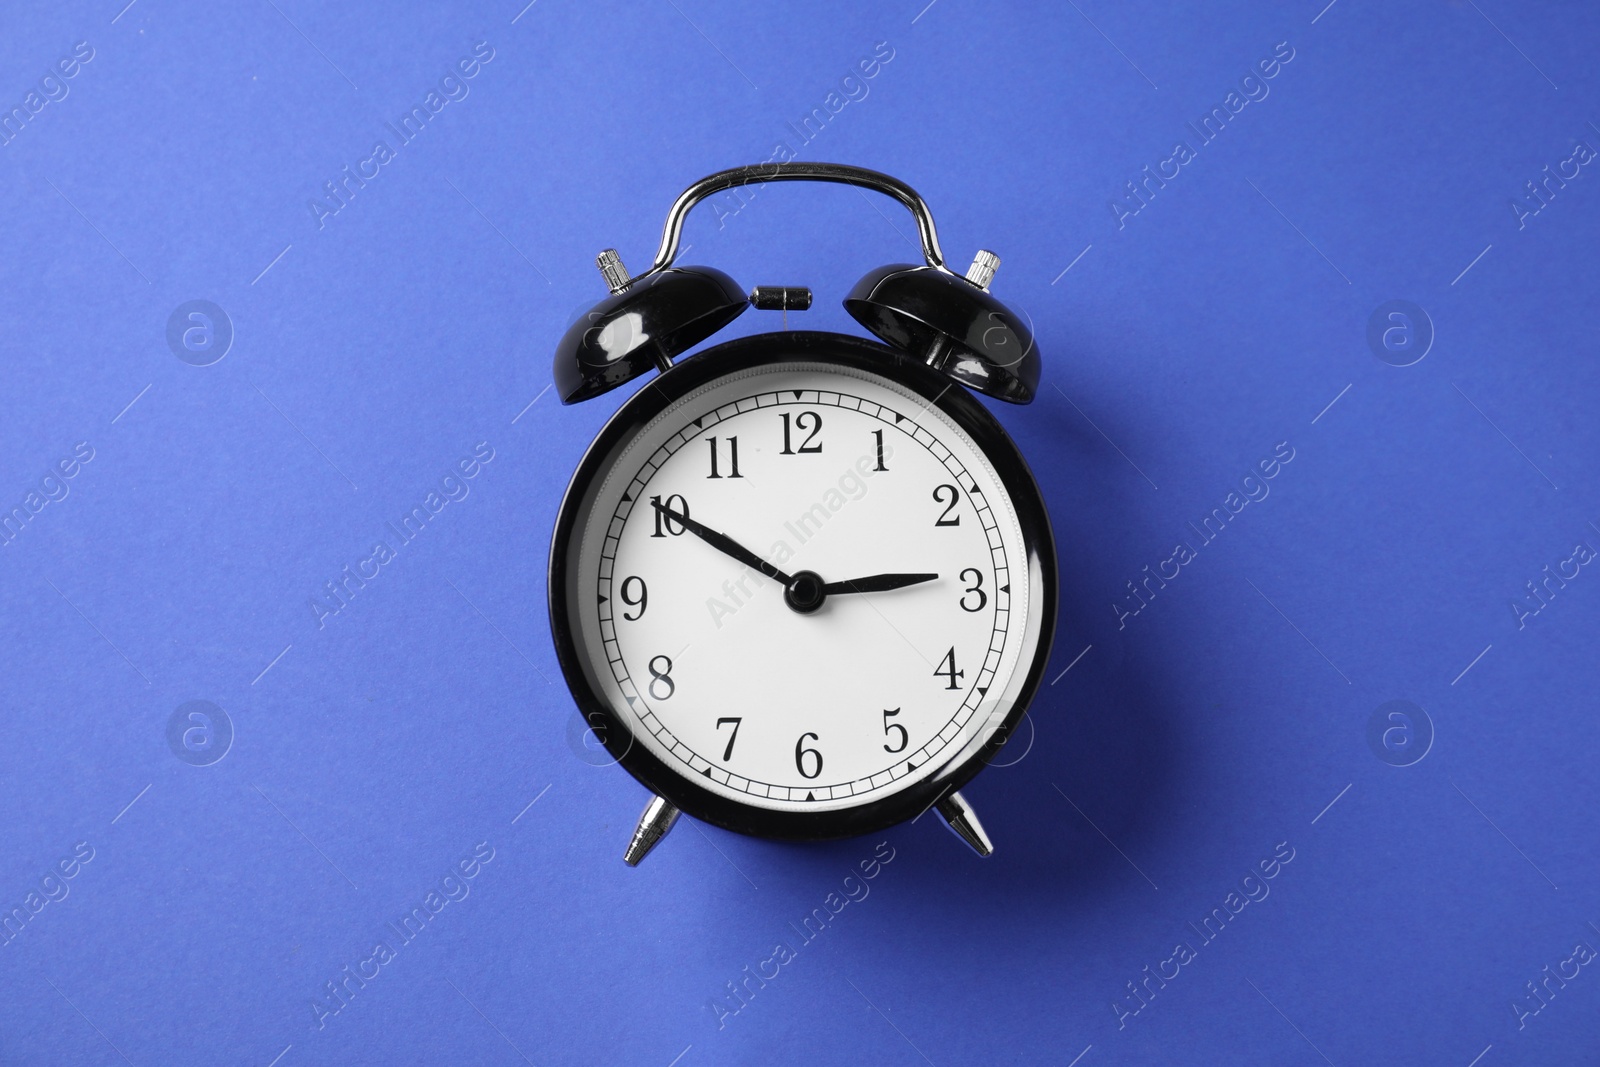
548,163,1057,864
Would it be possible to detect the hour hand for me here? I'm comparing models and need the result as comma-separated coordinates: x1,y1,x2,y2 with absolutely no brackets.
650,500,791,585
821,573,939,596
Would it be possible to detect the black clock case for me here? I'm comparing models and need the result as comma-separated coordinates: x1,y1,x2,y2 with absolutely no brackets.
548,330,1058,841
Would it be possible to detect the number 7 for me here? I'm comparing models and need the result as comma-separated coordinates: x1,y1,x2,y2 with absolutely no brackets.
716,717,742,761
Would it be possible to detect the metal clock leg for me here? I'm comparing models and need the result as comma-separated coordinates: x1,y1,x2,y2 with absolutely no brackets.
935,791,994,857
623,794,681,866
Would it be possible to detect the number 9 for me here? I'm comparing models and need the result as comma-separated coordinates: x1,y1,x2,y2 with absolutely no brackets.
620,575,648,621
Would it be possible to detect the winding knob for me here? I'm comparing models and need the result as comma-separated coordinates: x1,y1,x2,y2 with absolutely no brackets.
596,248,631,294
964,249,1000,291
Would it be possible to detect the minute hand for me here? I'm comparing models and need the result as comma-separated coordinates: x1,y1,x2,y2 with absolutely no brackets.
822,573,939,596
650,501,791,585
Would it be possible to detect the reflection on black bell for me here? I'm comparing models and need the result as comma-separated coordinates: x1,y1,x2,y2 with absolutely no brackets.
554,255,746,405
844,257,1039,404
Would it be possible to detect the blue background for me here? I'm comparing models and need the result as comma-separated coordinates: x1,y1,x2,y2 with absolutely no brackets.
3,1,1598,1064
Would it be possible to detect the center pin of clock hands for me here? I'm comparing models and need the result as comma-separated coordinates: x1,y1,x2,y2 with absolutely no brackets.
648,499,937,615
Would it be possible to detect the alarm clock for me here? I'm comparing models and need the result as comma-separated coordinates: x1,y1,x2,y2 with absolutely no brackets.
548,163,1057,864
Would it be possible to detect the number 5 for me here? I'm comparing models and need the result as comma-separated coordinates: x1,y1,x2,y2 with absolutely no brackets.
881,708,907,753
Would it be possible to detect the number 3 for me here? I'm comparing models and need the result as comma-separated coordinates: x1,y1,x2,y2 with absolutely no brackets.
959,568,986,612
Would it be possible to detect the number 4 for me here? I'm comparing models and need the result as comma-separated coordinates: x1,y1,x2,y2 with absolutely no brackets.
935,647,964,690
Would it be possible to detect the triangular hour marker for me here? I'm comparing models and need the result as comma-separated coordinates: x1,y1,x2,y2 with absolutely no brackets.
793,390,803,400
693,416,702,427
625,696,636,706
702,767,712,777
598,594,607,604
977,687,988,696
805,791,815,800
906,762,918,772
622,492,632,502
894,412,904,423
1000,584,1009,593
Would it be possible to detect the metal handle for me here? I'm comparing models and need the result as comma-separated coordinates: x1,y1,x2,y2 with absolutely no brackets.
647,162,949,275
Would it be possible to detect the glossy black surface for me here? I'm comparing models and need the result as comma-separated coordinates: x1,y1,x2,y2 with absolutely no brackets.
783,570,826,614
547,331,1058,841
553,265,746,404
748,285,813,311
820,572,940,596
845,264,1040,404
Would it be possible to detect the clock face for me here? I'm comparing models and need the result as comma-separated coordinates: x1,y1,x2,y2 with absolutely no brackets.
556,340,1049,825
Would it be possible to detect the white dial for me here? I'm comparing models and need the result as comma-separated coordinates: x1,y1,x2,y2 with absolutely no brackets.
571,358,1034,813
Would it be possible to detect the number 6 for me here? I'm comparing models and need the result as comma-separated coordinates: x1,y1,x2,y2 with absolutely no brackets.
794,732,823,779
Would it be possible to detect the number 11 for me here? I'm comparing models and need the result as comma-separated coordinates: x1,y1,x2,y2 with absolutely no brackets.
707,436,741,479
